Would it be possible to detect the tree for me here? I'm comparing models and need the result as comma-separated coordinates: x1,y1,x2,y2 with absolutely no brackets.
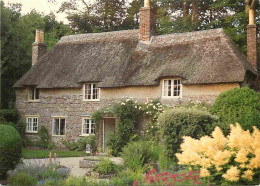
0,2,71,109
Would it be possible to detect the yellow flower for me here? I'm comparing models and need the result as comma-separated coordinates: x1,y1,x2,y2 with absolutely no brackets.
212,150,232,166
242,170,254,181
235,148,249,164
222,166,240,182
212,126,227,150
200,168,210,177
216,166,223,172
199,158,211,168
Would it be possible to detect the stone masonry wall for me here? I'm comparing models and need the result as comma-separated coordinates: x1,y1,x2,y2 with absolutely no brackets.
16,82,239,149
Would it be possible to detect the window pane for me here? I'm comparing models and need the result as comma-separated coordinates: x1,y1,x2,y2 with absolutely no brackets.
53,119,59,135
85,84,92,100
93,84,99,99
83,119,87,134
29,88,34,100
91,120,95,134
33,118,38,132
35,88,40,99
168,80,172,96
86,119,90,134
27,118,32,131
60,119,65,135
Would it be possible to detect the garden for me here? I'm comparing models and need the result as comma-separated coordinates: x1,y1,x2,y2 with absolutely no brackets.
0,87,260,186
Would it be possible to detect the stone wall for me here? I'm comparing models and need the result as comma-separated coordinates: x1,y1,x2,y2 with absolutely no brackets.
16,82,240,149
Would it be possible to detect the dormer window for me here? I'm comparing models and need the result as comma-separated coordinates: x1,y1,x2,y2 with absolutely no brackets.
84,83,100,101
28,87,39,101
162,79,182,98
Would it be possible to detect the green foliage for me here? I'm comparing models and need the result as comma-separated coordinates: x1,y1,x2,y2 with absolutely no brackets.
110,169,143,186
158,108,218,158
37,126,51,149
62,135,96,152
0,124,22,180
211,87,260,133
8,172,37,186
93,158,116,175
1,2,71,109
120,140,157,172
0,109,19,123
107,99,139,156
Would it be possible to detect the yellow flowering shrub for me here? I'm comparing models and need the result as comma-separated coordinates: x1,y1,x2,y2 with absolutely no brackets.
176,123,260,185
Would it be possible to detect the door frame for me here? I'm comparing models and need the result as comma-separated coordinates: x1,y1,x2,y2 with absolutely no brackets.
103,117,116,152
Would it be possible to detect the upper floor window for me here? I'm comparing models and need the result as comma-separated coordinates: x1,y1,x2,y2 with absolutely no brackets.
53,118,66,136
26,116,38,133
84,83,100,101
28,87,39,101
82,118,95,135
162,79,182,98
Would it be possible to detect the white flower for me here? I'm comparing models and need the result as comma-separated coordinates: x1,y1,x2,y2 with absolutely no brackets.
151,126,154,128
121,102,126,105
135,106,137,109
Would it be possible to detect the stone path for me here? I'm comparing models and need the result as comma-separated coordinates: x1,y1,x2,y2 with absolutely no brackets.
23,156,123,177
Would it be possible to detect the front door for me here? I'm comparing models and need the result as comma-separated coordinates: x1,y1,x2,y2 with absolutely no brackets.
103,118,116,152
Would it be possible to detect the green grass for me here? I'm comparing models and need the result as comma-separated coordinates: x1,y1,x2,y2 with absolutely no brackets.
22,148,86,159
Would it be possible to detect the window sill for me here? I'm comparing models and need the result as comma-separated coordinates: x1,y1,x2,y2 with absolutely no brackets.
82,99,100,102
26,100,40,103
26,131,38,134
162,96,182,99
52,135,66,137
79,134,95,137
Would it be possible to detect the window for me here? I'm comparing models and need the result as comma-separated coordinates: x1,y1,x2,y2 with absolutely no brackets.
26,117,38,133
28,87,39,100
82,118,95,135
84,83,100,100
163,79,182,98
53,118,66,136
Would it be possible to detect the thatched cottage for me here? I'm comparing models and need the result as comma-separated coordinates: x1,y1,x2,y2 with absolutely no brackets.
14,0,259,149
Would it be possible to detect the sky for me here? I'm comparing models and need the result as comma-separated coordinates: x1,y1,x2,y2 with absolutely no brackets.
2,0,73,24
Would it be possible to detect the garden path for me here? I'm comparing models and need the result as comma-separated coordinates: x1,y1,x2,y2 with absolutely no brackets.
23,156,123,177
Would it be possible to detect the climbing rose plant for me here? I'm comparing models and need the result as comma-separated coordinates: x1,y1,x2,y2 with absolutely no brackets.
176,123,260,185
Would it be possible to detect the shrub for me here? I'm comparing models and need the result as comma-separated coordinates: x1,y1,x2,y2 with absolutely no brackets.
176,123,260,185
0,124,22,180
111,169,143,186
37,126,51,149
158,108,218,158
8,172,37,186
93,158,116,175
62,135,96,152
120,140,156,172
211,87,260,133
0,109,19,124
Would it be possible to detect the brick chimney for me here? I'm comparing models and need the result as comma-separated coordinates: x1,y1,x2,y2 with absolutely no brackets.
247,9,258,69
139,0,156,41
32,29,47,66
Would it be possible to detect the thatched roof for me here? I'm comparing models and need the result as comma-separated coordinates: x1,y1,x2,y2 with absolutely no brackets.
14,28,257,89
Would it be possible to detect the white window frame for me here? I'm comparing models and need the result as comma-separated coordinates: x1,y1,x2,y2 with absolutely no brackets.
162,79,182,98
81,117,95,136
28,87,40,101
26,116,39,133
52,117,66,136
83,83,100,101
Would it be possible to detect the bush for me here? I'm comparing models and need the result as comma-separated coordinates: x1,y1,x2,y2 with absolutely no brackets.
111,169,143,186
158,108,218,158
211,87,260,133
37,126,51,149
120,140,158,172
176,123,260,185
63,135,96,152
0,109,19,124
93,158,116,175
8,172,37,186
0,124,22,180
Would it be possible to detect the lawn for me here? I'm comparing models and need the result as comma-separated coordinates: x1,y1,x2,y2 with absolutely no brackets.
22,148,86,159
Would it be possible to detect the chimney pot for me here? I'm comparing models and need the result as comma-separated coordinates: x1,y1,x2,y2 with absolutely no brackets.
249,9,255,25
144,0,150,7
35,29,40,43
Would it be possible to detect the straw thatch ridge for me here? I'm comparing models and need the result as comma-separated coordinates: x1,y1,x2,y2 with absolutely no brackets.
14,28,257,89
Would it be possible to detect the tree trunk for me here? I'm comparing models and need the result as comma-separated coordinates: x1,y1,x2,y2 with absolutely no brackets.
183,0,189,18
191,0,199,23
